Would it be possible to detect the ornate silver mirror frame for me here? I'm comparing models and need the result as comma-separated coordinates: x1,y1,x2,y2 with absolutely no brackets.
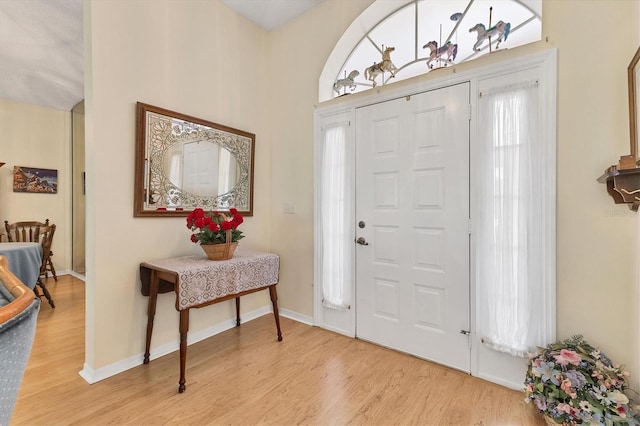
134,102,255,217
629,47,640,161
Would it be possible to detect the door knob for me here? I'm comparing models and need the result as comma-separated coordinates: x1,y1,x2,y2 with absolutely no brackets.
356,237,369,246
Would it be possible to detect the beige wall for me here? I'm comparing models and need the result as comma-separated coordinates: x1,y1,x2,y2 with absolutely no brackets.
79,0,640,389
267,0,374,314
85,0,271,369
635,2,640,392
549,0,638,387
268,0,640,385
71,100,85,274
0,99,72,273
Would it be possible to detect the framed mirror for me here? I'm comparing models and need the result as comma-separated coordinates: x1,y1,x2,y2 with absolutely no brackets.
629,47,640,161
134,102,255,217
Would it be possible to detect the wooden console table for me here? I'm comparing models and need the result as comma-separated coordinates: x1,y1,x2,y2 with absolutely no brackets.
140,248,282,393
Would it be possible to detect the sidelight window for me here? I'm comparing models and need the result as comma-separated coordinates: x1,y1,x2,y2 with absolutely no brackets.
319,124,353,310
476,79,554,357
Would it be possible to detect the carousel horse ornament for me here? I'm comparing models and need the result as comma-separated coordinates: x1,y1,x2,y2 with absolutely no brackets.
364,46,398,88
469,20,511,51
423,40,458,69
333,70,360,95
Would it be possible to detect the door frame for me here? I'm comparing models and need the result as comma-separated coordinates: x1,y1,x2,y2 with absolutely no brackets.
314,48,557,388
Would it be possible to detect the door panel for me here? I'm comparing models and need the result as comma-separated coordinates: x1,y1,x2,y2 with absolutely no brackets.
355,83,471,371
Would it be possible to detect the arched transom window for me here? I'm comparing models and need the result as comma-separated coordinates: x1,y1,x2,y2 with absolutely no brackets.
327,0,541,99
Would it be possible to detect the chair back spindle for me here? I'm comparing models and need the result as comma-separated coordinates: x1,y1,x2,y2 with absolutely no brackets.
4,220,49,243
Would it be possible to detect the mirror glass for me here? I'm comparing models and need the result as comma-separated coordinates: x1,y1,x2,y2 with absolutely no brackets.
162,140,241,197
135,102,254,217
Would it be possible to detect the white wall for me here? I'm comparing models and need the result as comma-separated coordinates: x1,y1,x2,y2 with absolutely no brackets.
0,99,72,273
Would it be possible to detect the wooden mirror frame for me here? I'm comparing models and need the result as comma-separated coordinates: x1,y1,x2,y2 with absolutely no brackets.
629,47,640,161
134,102,255,217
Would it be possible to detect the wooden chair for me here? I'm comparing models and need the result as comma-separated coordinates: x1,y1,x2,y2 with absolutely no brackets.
4,219,57,281
35,225,56,308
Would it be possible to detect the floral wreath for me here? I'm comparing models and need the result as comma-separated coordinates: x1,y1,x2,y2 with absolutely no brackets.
525,335,640,425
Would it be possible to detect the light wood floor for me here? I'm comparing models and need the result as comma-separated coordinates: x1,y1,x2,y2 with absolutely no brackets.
11,275,545,425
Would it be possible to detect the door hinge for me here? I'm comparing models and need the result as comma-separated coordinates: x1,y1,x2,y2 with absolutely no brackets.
468,218,472,235
468,104,472,120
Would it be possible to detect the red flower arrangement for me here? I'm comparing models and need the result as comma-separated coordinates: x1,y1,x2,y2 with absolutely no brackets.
186,208,244,245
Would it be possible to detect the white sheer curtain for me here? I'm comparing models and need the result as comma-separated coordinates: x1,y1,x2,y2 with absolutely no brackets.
169,152,181,186
218,147,231,195
320,125,352,310
476,80,550,357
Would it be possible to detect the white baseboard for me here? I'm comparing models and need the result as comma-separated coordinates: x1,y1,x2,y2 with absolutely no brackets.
315,322,354,337
476,372,526,391
67,270,85,281
78,305,309,384
47,269,85,281
279,308,313,326
78,363,96,384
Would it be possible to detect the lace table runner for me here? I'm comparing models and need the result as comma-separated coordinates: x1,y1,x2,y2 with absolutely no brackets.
141,248,279,310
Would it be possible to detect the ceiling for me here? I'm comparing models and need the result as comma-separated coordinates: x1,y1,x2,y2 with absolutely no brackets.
220,0,326,31
0,0,83,111
0,0,325,112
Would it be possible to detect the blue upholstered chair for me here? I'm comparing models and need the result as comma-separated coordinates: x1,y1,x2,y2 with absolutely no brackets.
0,255,40,425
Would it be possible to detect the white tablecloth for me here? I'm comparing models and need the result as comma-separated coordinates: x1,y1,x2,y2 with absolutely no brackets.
141,248,279,310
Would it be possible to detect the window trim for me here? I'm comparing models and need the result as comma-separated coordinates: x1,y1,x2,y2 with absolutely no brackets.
319,0,542,102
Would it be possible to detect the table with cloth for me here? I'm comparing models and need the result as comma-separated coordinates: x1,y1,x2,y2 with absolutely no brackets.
140,248,282,393
0,242,42,290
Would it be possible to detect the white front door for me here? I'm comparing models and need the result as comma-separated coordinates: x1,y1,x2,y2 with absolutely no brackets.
182,141,219,196
355,83,471,371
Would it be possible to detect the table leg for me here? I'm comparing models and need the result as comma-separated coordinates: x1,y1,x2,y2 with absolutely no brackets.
178,309,190,393
235,297,241,326
269,285,283,342
143,270,159,364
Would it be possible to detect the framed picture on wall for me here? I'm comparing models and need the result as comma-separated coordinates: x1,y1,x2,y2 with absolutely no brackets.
13,166,58,194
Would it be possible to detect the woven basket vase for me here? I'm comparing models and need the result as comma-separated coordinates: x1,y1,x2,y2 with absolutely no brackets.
200,230,238,261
